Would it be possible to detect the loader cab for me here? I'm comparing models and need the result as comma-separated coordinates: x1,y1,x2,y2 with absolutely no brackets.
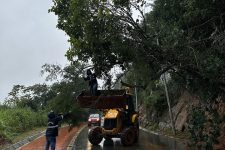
103,109,118,130
102,94,135,133
125,94,135,114
76,89,139,146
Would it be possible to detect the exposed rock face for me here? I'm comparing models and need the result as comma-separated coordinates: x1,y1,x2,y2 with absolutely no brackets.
139,104,151,127
158,91,199,131
172,92,189,131
139,90,197,131
159,122,170,130
139,90,202,132
173,91,199,131
139,90,225,149
175,107,188,131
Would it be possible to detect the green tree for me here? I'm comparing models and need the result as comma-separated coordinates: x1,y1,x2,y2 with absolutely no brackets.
41,62,89,124
49,0,153,76
50,0,225,99
146,0,225,99
5,84,55,111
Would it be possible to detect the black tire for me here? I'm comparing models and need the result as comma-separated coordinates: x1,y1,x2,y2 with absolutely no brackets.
103,135,112,141
120,127,136,146
134,124,139,143
88,127,103,145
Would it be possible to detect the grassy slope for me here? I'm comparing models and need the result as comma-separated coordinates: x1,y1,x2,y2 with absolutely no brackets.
0,126,46,149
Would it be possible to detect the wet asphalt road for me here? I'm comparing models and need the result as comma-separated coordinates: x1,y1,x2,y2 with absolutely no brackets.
73,127,186,150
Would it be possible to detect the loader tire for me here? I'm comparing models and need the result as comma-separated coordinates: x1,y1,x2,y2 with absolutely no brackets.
104,136,112,141
134,123,139,143
121,127,136,146
88,127,103,145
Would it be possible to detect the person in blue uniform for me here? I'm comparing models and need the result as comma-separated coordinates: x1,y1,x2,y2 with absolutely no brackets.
45,111,69,150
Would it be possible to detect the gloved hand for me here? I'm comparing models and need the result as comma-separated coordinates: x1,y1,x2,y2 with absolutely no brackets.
63,111,72,119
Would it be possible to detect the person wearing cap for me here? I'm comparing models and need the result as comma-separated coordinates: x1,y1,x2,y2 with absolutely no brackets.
45,111,69,150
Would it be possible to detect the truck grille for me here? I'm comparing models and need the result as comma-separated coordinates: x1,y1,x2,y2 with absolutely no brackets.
104,119,117,130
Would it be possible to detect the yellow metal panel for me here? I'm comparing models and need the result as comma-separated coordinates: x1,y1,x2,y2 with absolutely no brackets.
102,128,117,135
132,114,138,123
104,109,118,119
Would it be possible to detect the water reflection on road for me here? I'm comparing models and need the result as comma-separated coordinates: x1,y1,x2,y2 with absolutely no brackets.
73,127,185,150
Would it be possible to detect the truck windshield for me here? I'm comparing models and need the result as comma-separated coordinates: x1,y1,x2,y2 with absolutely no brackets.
89,114,99,118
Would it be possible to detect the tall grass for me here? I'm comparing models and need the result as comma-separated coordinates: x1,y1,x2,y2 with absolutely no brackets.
0,108,47,141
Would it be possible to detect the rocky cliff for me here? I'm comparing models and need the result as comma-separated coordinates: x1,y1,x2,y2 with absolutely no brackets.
139,91,197,132
139,90,225,149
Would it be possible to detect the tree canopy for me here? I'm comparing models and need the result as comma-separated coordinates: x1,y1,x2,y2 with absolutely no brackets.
50,0,225,100
5,62,89,124
49,0,151,75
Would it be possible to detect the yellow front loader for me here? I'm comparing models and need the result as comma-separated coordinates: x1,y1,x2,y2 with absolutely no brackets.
76,89,139,146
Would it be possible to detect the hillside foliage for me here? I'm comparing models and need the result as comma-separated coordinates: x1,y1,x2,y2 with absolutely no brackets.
50,0,225,148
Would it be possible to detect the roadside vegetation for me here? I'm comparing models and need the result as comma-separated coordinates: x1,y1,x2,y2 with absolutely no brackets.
0,62,88,145
1,0,225,149
0,107,46,140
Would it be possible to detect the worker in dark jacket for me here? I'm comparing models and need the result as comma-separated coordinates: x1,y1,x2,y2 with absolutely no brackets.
84,69,98,96
45,111,69,150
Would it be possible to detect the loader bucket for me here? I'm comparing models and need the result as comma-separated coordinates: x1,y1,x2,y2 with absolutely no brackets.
76,90,127,109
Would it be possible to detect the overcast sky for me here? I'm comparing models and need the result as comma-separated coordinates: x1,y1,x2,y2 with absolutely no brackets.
0,0,69,102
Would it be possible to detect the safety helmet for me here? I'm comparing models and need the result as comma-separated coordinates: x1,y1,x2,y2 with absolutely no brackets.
48,111,55,119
